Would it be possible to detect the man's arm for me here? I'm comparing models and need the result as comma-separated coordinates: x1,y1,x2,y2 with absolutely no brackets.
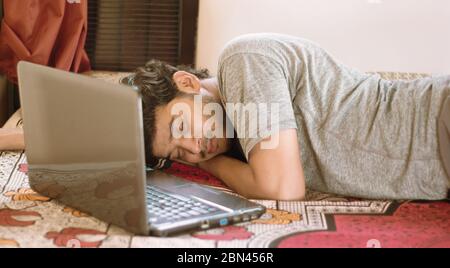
0,128,25,151
198,129,305,200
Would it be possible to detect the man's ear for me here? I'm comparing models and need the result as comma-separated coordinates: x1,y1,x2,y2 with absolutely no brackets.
173,71,201,94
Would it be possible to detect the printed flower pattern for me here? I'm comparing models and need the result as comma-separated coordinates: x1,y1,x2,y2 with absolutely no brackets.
62,206,89,217
0,208,42,227
45,227,106,248
252,209,301,225
4,188,50,202
18,163,28,174
0,238,19,247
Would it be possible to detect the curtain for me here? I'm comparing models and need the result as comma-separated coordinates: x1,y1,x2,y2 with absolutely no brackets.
0,0,6,125
0,0,91,83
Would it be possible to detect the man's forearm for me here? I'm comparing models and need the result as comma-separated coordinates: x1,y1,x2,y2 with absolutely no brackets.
0,128,25,151
198,155,274,199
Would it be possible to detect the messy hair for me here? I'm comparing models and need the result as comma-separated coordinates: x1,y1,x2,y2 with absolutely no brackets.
132,59,210,167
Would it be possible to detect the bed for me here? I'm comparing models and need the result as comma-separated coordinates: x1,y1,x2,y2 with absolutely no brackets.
0,71,449,248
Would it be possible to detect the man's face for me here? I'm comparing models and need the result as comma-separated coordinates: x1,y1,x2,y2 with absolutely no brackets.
151,94,230,164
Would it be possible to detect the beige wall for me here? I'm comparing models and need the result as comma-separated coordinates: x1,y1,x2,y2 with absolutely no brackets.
196,0,450,75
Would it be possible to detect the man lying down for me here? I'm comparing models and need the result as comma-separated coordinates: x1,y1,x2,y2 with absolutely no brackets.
2,33,450,200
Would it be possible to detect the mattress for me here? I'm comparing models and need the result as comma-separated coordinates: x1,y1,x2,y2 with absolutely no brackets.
1,71,448,248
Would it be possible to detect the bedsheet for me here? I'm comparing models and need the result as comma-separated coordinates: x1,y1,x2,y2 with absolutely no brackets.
1,71,448,248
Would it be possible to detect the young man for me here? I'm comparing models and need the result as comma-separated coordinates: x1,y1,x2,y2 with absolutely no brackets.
132,33,450,201
3,33,450,200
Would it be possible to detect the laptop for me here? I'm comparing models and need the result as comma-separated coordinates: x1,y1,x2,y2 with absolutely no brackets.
17,61,266,236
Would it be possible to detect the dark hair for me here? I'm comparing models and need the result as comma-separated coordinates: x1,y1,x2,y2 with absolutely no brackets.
132,59,210,167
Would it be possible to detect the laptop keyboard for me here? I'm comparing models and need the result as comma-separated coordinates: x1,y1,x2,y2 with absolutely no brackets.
146,185,220,223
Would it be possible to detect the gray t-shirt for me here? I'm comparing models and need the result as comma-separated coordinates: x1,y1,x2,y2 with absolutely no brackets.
217,33,450,200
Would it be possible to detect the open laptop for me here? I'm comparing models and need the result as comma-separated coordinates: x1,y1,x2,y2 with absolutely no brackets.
17,61,265,236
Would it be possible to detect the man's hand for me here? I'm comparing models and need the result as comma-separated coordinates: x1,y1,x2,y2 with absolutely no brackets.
198,129,305,200
0,128,25,151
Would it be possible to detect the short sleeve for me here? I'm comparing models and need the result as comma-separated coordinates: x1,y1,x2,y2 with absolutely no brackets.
218,53,298,160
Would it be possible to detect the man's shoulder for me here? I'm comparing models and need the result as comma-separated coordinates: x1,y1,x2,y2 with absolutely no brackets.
218,33,289,61
217,33,314,69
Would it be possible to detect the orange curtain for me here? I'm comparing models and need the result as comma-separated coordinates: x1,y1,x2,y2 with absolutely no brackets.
0,0,91,83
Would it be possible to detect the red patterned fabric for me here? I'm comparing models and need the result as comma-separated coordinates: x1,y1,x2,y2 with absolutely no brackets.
165,162,228,188
168,163,450,248
275,201,450,248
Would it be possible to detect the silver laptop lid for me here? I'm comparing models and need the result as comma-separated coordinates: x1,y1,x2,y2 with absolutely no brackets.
17,61,149,235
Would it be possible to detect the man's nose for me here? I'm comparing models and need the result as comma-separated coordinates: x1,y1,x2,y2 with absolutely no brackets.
179,138,203,154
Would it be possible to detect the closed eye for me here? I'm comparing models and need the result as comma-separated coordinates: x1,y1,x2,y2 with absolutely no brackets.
179,121,184,132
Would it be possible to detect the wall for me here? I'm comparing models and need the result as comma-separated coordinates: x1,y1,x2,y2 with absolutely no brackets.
196,0,450,75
